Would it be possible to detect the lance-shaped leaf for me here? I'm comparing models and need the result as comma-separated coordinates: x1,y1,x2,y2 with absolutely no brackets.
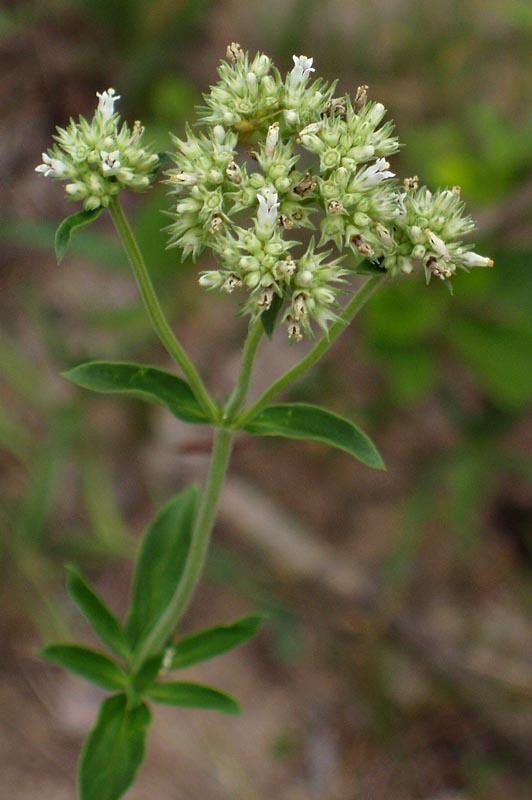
126,487,198,650
170,615,263,670
40,644,127,691
78,694,151,800
66,567,130,660
55,208,102,264
63,361,209,424
147,681,240,715
244,403,385,469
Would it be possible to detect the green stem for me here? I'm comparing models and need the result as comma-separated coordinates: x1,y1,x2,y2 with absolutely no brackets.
131,321,263,668
133,426,234,668
108,196,219,422
224,318,263,420
235,274,385,426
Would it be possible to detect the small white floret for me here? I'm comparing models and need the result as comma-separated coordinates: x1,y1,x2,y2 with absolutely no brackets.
96,88,120,120
35,152,67,178
356,158,395,189
426,230,451,260
101,150,121,175
461,251,494,268
265,123,280,157
289,55,315,88
257,186,279,228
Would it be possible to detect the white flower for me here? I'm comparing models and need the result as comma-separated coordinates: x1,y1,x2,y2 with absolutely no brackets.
265,123,279,157
257,186,279,228
101,150,121,174
460,251,494,268
354,158,395,190
35,152,67,178
298,122,322,138
289,54,315,88
170,171,197,186
366,102,386,127
96,88,120,120
426,230,451,260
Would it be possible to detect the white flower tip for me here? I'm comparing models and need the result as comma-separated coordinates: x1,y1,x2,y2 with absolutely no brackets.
462,251,494,269
257,186,279,227
292,54,314,71
265,122,280,155
289,54,315,87
96,88,121,119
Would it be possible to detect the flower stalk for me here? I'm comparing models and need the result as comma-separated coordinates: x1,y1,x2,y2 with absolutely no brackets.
235,273,385,427
108,197,219,422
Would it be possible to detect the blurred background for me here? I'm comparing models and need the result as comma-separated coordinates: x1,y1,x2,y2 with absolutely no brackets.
1,1,531,798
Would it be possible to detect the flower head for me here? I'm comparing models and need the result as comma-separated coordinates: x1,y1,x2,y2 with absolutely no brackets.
35,88,157,209
165,46,492,337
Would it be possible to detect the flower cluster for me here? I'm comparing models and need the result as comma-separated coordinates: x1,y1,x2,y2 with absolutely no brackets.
167,46,492,339
35,89,158,210
36,50,493,339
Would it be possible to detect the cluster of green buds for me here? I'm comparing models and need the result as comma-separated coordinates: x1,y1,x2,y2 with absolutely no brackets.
35,89,158,210
167,45,492,340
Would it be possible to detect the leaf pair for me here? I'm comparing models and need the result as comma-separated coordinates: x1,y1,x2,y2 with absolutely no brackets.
65,361,384,469
41,487,263,800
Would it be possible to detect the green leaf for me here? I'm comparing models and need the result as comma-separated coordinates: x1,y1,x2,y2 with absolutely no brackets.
63,361,209,424
261,293,284,338
147,681,240,715
55,208,102,264
78,694,151,800
126,487,197,650
170,615,263,670
245,403,384,469
66,567,130,660
40,644,127,690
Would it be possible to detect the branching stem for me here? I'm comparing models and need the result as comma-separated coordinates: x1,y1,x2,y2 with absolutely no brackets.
235,274,385,426
111,202,381,667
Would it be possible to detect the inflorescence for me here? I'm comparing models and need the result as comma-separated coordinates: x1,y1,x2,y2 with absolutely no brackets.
37,46,493,341
36,89,158,210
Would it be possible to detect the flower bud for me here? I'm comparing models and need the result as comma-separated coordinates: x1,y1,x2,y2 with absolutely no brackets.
265,122,280,157
460,251,494,268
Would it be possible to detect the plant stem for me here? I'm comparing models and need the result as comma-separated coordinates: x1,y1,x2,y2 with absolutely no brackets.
235,274,385,426
128,265,381,666
133,426,234,668
223,317,263,420
108,196,219,422
131,319,264,668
